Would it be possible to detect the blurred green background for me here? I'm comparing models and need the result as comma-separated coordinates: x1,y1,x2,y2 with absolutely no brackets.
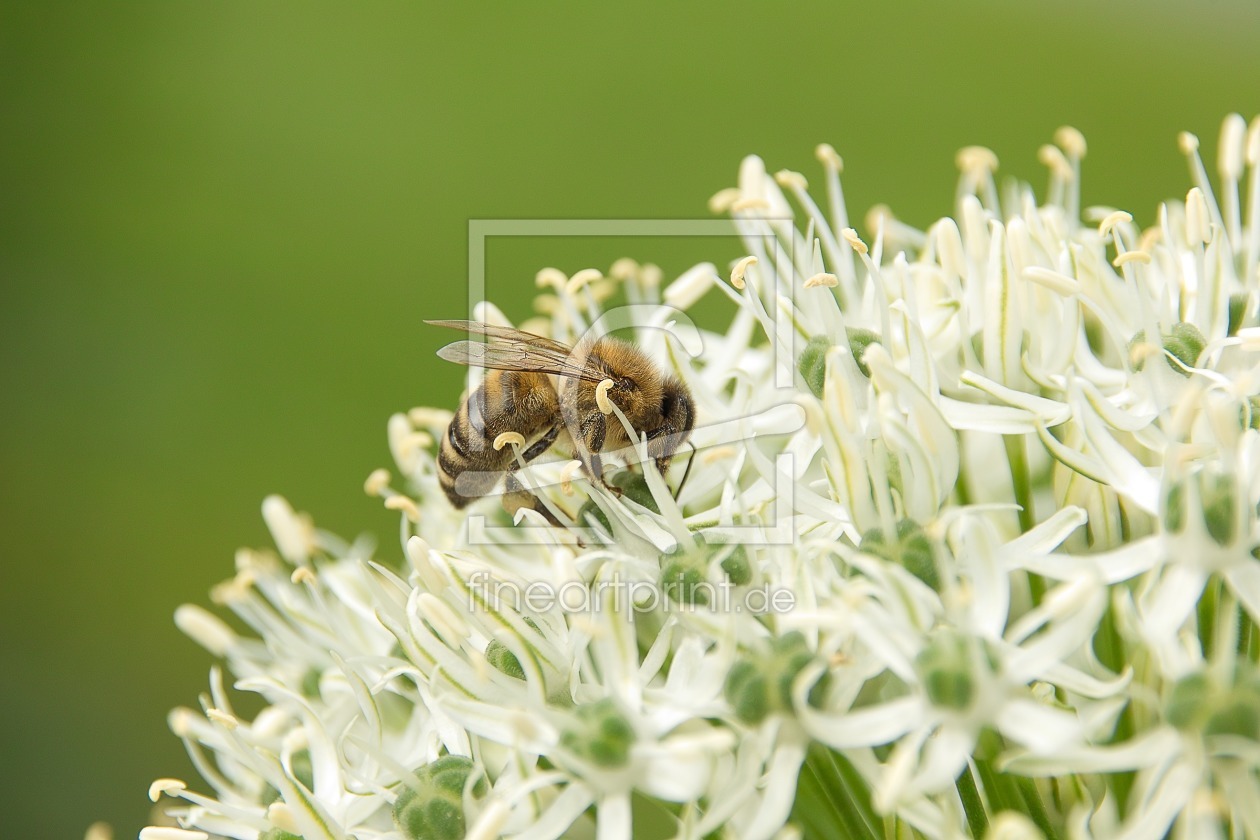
2,2,1259,837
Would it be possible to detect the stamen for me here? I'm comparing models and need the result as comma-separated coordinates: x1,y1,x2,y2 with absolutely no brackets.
139,830,209,840
566,268,602,295
730,255,757,290
956,146,999,175
384,495,421,522
363,468,391,496
803,273,838,288
595,380,615,415
290,566,316,585
148,778,187,802
559,460,583,495
206,708,239,729
266,803,300,834
84,823,113,840
1113,251,1152,268
493,431,526,451
841,228,868,255
1054,126,1087,159
815,143,843,172
1038,144,1073,181
1098,210,1133,239
774,169,808,190
535,267,567,291
708,188,741,214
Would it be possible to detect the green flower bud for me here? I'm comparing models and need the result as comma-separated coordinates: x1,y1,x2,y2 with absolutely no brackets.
578,500,612,535
847,328,879,378
259,831,302,840
560,698,635,768
915,630,998,712
300,667,322,699
719,545,752,586
723,632,828,725
485,639,525,680
608,470,659,512
1129,322,1205,375
798,335,831,398
392,755,487,840
1200,472,1237,547
860,518,939,591
661,558,710,605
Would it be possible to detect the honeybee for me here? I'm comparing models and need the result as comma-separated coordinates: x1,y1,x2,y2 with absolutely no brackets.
425,320,695,518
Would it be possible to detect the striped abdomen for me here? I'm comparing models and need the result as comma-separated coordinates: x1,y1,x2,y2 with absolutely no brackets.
437,369,559,507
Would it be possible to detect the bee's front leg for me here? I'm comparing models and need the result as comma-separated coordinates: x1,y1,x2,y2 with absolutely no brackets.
578,412,622,497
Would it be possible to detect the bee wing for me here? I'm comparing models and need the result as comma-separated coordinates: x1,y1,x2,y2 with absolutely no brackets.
426,319,607,383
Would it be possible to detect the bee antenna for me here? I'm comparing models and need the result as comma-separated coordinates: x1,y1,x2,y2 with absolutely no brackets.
673,441,697,502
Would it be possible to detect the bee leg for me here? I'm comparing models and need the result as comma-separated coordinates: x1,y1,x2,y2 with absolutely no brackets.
578,413,622,497
518,423,561,465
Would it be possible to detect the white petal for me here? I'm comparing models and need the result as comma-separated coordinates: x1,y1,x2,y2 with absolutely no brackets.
798,695,926,749
995,698,1083,754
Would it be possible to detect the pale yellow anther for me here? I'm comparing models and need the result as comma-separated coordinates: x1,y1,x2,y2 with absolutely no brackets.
168,708,196,737
1138,227,1162,252
1038,144,1073,180
955,145,998,174
1054,126,1087,158
566,268,602,295
640,263,663,287
535,267,568,290
384,495,421,522
730,255,757,290
804,273,838,288
730,196,771,212
533,295,559,315
290,566,316,585
589,278,618,303
519,317,552,337
1219,113,1247,179
1247,117,1260,166
1098,210,1133,238
1129,340,1161,366
1186,187,1212,244
774,169,808,190
864,204,894,235
266,803,300,835
148,778,186,802
559,460,583,496
841,227,868,255
1113,250,1151,268
363,468,391,496
815,143,843,171
493,431,526,451
206,708,239,729
595,379,616,415
1178,131,1200,155
701,446,736,464
610,257,640,280
708,187,742,214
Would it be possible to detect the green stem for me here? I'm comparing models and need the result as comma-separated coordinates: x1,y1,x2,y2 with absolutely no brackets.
1093,604,1135,816
1198,575,1220,662
955,763,989,839
1015,776,1059,840
1004,434,1045,604
1242,605,1260,663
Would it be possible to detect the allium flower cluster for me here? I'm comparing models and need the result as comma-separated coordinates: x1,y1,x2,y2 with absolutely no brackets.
145,115,1260,840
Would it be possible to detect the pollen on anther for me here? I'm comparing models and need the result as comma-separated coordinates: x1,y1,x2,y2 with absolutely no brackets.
535,267,568,290
567,268,602,294
148,778,186,802
363,468,391,497
1054,126,1087,158
804,273,838,288
206,708,239,729
1098,210,1133,238
1178,131,1200,155
841,227,868,255
384,495,422,522
709,188,741,214
291,566,317,585
595,379,616,415
731,255,757,290
494,431,526,451
815,143,843,171
774,169,808,190
956,146,998,174
1113,251,1152,268
1038,145,1073,180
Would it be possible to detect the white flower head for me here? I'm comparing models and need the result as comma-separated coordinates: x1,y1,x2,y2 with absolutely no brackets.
148,115,1260,840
